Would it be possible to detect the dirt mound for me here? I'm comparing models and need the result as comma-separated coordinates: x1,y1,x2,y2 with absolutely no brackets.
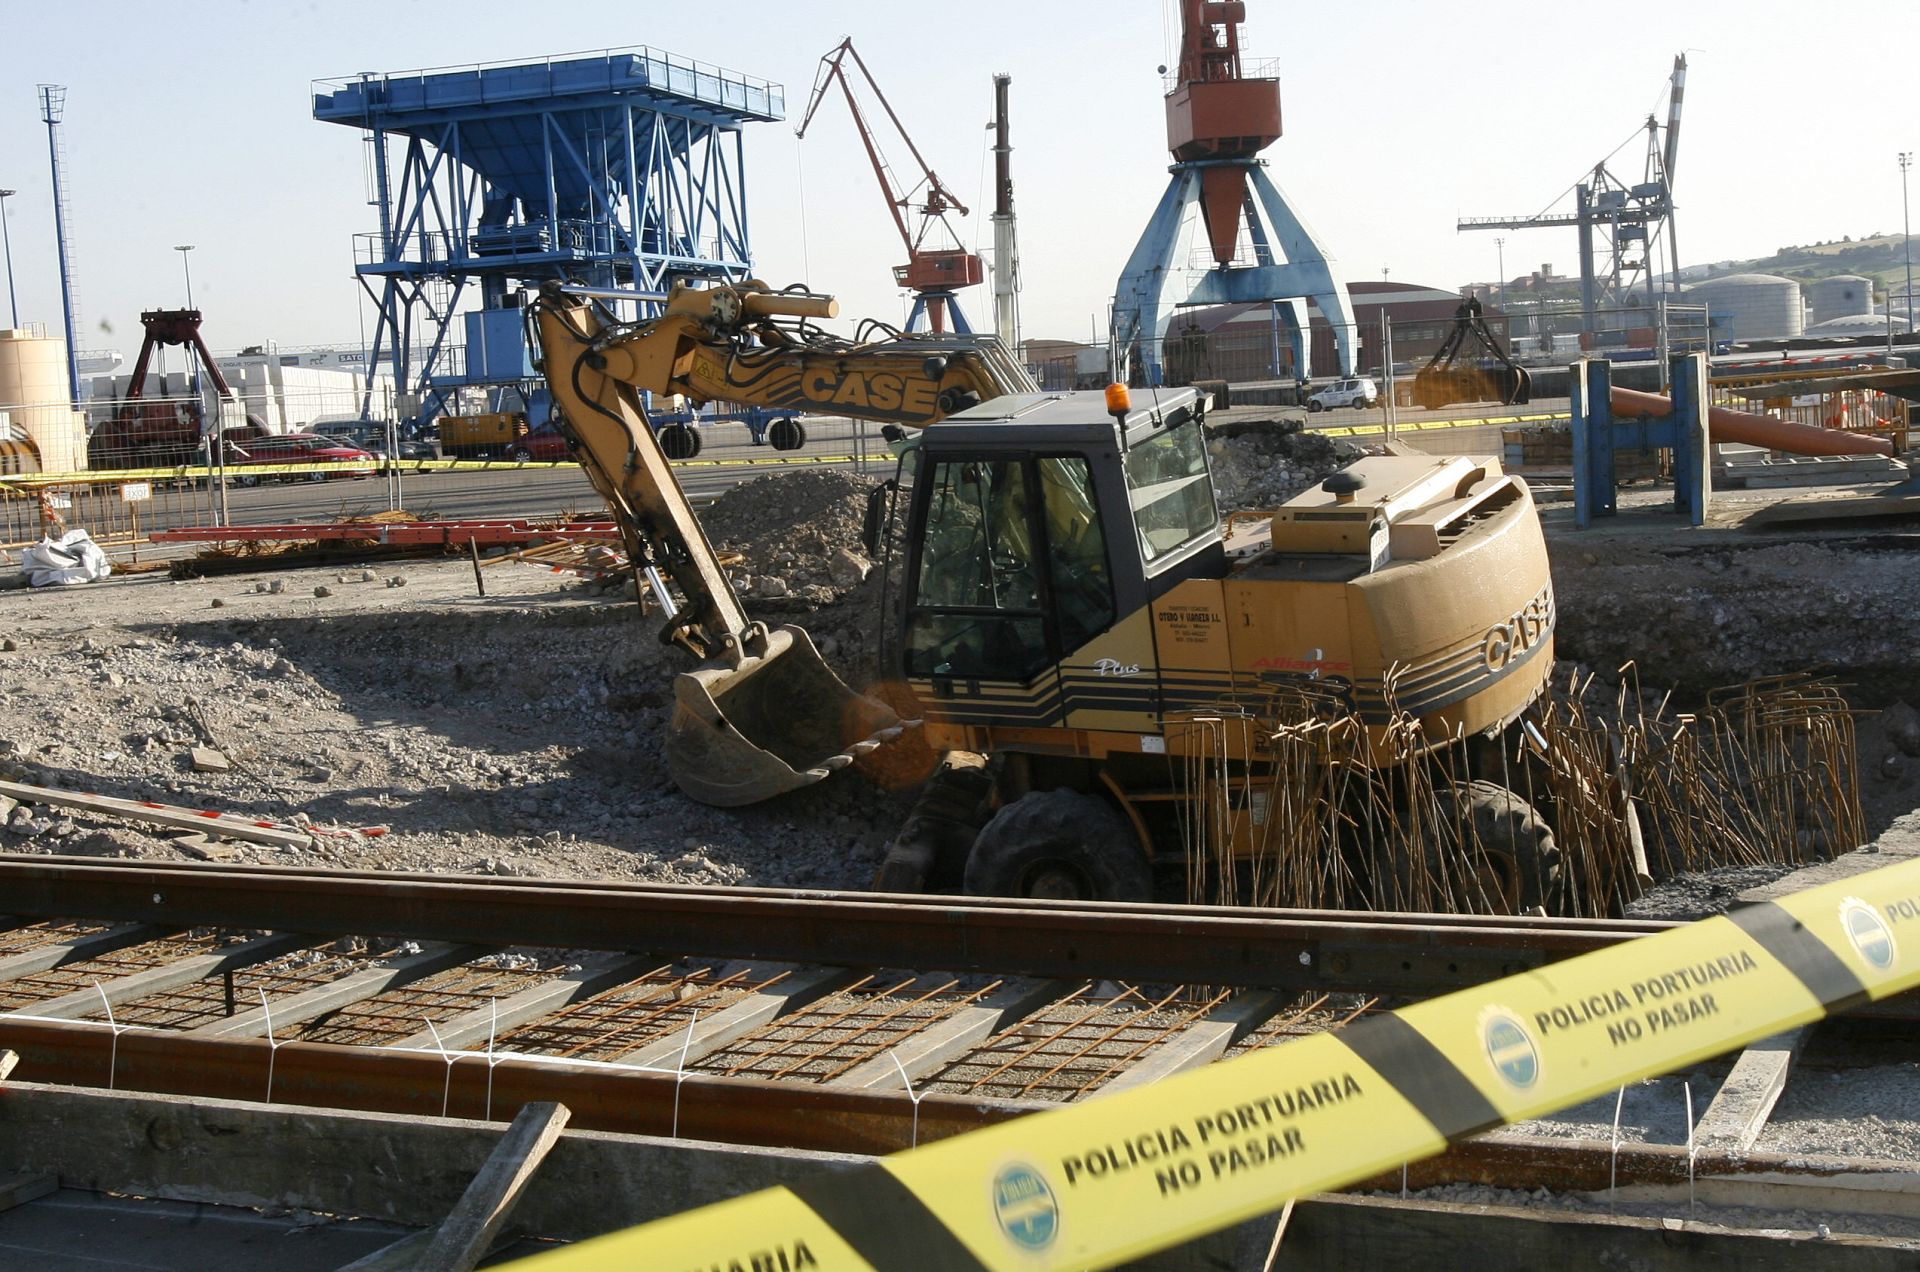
704,469,892,683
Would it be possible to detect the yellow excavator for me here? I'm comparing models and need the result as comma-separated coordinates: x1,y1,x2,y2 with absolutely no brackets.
530,279,1559,909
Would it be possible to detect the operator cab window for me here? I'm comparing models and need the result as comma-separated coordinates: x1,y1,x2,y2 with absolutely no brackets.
1124,416,1217,567
907,456,1113,680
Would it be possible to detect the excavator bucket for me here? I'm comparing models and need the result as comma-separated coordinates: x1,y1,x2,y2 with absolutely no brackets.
666,625,907,807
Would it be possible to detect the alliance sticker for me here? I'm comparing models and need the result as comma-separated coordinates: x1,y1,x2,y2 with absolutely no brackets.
991,1163,1059,1251
1480,1008,1541,1090
1839,897,1897,971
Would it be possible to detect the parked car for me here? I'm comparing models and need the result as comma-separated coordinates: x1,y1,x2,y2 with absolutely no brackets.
220,433,377,485
1308,377,1379,412
505,420,570,462
310,420,436,461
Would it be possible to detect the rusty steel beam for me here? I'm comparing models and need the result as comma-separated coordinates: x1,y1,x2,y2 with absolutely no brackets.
0,856,1670,997
0,1018,1032,1156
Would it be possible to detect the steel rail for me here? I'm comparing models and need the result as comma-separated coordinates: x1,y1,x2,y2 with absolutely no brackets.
0,856,1675,996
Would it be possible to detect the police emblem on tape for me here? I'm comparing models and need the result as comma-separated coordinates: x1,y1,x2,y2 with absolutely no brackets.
1480,1008,1541,1089
1840,897,1897,970
991,1163,1059,1250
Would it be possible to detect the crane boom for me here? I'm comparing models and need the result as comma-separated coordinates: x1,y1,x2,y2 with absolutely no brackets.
794,37,983,333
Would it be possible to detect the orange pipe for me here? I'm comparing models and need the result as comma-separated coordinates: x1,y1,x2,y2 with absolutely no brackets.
1610,386,1895,458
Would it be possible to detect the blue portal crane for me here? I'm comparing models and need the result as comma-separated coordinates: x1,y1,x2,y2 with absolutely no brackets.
1111,1,1356,387
313,47,783,426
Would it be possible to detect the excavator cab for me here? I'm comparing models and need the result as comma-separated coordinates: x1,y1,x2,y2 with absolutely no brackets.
898,388,1222,699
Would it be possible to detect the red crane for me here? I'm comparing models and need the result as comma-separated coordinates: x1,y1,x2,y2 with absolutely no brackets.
796,38,983,334
88,309,255,469
1166,0,1284,267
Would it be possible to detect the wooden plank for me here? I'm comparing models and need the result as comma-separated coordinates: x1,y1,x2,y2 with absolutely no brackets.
190,942,492,1039
829,978,1072,1090
8,932,315,1021
1694,1028,1808,1154
1098,991,1287,1096
0,922,174,985
0,1171,56,1215
615,966,858,1071
389,954,661,1052
1606,1167,1920,1224
419,1101,571,1272
0,779,312,850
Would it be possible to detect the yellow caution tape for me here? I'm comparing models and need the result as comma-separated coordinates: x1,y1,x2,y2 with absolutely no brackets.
508,855,1920,1271
0,453,867,487
1317,411,1569,439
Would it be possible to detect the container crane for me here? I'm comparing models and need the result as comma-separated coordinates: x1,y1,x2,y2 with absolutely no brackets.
796,38,983,334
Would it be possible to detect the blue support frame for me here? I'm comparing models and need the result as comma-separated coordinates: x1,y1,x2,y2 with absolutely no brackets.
313,48,783,425
905,291,973,335
1112,160,1356,386
1570,354,1711,529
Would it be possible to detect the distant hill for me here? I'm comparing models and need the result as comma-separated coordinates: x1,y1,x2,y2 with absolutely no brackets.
1693,233,1913,292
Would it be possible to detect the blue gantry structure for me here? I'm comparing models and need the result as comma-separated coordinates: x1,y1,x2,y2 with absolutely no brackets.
313,47,784,425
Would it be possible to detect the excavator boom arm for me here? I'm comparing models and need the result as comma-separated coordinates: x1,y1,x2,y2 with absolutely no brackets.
529,287,753,662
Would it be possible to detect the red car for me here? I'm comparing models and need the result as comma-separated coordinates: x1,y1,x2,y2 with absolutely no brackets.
504,420,570,462
220,433,378,485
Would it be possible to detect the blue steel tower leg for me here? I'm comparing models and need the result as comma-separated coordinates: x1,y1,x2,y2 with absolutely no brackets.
1111,168,1200,387
1112,163,1356,388
1245,168,1355,378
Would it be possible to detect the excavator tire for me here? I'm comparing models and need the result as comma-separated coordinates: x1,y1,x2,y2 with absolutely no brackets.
769,418,806,451
659,424,701,460
1422,780,1563,915
964,788,1151,903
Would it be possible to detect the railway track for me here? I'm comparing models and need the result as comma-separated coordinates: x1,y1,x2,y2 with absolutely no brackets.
4,854,1919,1267
0,855,1675,1153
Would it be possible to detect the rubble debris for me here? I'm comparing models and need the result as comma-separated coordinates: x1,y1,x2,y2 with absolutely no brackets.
189,746,232,774
1203,416,1365,512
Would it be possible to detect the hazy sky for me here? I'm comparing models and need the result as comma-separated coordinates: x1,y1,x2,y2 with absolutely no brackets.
2,0,1915,361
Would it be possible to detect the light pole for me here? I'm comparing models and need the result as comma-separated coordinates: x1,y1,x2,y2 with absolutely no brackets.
0,190,16,329
1495,236,1506,304
174,244,195,310
1901,152,1913,335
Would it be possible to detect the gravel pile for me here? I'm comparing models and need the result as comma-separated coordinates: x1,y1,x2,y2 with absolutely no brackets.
0,550,911,890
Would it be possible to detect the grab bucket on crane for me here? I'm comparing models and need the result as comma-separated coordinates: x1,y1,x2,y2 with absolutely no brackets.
1412,363,1533,410
666,625,907,807
1410,298,1533,410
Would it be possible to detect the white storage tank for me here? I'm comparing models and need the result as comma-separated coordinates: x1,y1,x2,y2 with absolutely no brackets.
1804,313,1899,338
1684,273,1804,342
1807,275,1875,326
0,328,86,473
